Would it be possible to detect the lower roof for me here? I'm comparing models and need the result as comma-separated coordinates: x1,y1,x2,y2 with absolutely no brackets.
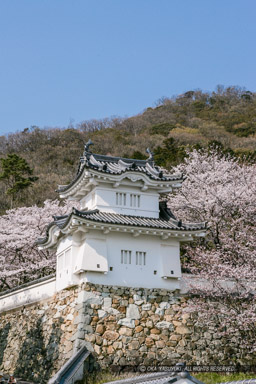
37,202,206,247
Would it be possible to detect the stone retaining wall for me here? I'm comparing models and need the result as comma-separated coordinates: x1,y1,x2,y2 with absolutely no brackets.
0,282,255,384
78,284,252,368
0,286,82,383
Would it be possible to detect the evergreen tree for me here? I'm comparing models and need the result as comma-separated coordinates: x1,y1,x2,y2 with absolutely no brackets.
0,154,38,208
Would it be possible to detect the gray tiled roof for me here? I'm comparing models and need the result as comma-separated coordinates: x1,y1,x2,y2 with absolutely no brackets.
102,371,205,384
102,372,176,384
37,202,206,245
58,151,183,193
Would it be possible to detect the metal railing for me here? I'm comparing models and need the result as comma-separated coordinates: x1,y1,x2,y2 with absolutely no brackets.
48,346,92,384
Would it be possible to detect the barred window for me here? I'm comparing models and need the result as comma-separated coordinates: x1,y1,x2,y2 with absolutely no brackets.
121,250,132,264
136,251,146,266
116,192,127,206
130,194,140,208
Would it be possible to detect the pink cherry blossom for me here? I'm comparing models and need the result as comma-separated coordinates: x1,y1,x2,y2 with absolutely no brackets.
0,200,73,291
169,149,256,350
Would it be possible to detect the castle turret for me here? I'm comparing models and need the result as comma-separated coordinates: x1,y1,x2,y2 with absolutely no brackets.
38,143,206,291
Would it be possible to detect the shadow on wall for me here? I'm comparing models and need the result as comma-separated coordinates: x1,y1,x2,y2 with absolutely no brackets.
0,323,11,366
14,316,63,384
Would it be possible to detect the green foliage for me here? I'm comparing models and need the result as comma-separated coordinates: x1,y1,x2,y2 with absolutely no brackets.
0,154,38,207
154,138,187,167
149,123,176,135
131,151,147,160
195,372,256,384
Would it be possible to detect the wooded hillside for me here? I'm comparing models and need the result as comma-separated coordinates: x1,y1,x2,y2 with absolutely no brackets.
0,86,256,212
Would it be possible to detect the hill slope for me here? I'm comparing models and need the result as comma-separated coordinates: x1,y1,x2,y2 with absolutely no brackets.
0,86,256,212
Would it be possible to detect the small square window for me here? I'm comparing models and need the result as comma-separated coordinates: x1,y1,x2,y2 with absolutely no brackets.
110,267,113,271
97,264,100,268
154,270,157,275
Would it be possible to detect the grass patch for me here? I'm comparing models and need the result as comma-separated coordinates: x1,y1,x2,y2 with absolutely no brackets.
195,372,256,384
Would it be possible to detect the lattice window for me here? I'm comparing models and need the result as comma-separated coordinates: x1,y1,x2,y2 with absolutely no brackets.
121,250,132,264
116,192,127,206
136,251,146,266
130,194,140,208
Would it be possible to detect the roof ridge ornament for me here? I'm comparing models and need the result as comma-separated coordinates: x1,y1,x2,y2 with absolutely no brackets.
146,162,160,178
89,154,103,169
146,147,154,161
84,139,94,155
118,159,133,170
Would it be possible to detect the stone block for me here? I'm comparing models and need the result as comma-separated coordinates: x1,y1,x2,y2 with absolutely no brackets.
145,337,154,347
176,326,192,335
159,302,170,310
135,300,144,305
150,328,161,334
173,320,182,327
128,340,140,350
155,308,165,316
76,331,85,339
105,307,120,315
94,345,101,354
179,339,187,347
66,313,74,321
156,340,166,348
113,341,122,349
146,320,153,328
74,314,84,324
156,321,173,331
118,318,135,328
139,345,147,353
83,325,93,333
126,304,140,320
96,335,103,345
138,336,146,344
103,330,119,341
142,304,152,311
98,310,107,319
103,297,112,308
119,327,133,336
64,340,73,353
96,324,105,335
170,334,182,341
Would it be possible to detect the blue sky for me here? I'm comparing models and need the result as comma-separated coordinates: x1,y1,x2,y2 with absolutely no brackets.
0,0,255,135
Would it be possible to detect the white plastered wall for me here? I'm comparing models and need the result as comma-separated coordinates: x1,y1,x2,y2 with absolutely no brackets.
56,236,81,291
0,277,56,313
55,230,181,291
80,185,159,218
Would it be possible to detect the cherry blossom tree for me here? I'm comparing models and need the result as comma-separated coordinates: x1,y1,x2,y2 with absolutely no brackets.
0,200,73,291
168,149,256,351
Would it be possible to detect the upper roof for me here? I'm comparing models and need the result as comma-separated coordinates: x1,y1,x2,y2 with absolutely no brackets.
37,201,207,249
57,141,183,194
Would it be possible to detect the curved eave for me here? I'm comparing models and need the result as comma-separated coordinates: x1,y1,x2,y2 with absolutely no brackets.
58,166,184,200
37,212,207,250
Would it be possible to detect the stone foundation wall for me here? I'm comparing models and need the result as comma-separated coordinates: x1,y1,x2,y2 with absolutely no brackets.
0,282,255,384
0,286,82,383
78,284,253,368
